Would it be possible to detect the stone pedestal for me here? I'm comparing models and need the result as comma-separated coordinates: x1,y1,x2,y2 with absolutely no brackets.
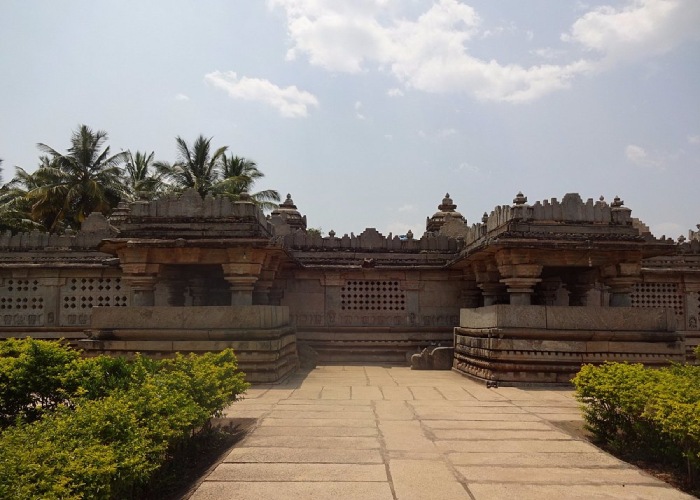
453,305,684,385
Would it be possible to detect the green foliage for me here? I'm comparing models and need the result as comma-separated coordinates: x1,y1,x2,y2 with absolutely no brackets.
0,338,81,425
0,339,249,499
573,362,700,483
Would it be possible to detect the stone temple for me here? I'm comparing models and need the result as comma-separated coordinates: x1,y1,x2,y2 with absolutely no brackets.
0,190,698,384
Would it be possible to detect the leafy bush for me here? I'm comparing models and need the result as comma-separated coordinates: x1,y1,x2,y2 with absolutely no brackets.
0,339,249,499
573,362,700,484
0,338,81,425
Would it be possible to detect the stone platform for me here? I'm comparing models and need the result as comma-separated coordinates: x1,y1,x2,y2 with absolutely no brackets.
453,305,685,385
80,306,298,383
189,366,691,500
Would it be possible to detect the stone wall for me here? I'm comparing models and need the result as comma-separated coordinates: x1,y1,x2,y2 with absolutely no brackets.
82,306,298,383
453,305,684,385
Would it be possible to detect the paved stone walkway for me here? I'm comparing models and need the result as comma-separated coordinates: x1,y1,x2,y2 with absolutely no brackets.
190,366,692,500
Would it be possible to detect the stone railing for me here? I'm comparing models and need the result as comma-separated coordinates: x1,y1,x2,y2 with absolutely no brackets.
449,193,638,247
283,227,461,253
0,213,115,251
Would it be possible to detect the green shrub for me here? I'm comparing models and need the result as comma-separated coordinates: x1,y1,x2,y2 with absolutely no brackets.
0,339,249,499
574,362,700,483
0,338,81,425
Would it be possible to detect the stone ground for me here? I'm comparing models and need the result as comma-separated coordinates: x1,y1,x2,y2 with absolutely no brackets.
189,366,693,500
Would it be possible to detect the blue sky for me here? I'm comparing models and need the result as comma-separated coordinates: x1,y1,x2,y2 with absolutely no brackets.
1,0,698,239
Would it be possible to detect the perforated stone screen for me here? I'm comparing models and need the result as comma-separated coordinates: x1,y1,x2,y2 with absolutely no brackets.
340,280,406,311
61,278,128,310
630,282,684,316
0,279,43,312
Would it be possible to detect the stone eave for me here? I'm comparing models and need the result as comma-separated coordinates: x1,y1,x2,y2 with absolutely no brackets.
98,237,280,256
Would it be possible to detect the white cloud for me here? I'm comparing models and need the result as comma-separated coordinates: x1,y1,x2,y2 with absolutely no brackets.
175,93,190,101
563,0,700,65
625,144,664,169
688,134,700,145
270,0,700,103
204,70,319,118
387,88,404,97
397,204,415,213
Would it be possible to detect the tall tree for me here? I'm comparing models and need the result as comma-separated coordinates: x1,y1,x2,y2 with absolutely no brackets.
124,150,164,201
0,165,50,233
155,135,227,197
214,154,280,210
24,125,128,230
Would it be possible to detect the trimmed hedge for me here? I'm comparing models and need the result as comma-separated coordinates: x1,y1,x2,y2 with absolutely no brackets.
0,339,249,499
573,360,700,483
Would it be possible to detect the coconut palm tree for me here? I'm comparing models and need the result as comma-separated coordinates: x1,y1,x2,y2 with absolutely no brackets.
25,125,127,230
0,164,52,233
124,150,164,201
155,135,228,197
214,154,280,210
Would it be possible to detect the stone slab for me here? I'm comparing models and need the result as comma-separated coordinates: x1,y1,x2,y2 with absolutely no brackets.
224,447,384,463
448,452,626,467
259,418,376,428
253,426,378,437
435,439,597,453
389,459,468,500
466,483,692,500
460,305,547,329
90,305,290,329
206,463,387,482
241,435,380,449
459,465,660,484
432,429,573,440
191,481,394,500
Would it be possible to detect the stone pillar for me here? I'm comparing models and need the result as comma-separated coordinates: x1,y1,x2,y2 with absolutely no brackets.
268,287,285,306
606,278,638,307
562,271,597,306
537,276,562,306
253,280,273,305
460,271,481,308
473,262,506,306
189,276,209,306
160,267,187,306
222,248,264,307
224,276,258,306
41,277,65,327
684,282,700,331
121,263,160,307
601,263,641,307
498,264,543,306
127,276,158,306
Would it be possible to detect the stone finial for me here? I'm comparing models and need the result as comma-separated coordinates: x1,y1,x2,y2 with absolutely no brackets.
611,196,623,208
678,235,686,243
481,212,488,224
270,193,306,230
599,195,605,202
406,229,414,240
513,191,527,205
280,193,298,209
438,193,457,212
427,193,464,233
328,230,336,238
